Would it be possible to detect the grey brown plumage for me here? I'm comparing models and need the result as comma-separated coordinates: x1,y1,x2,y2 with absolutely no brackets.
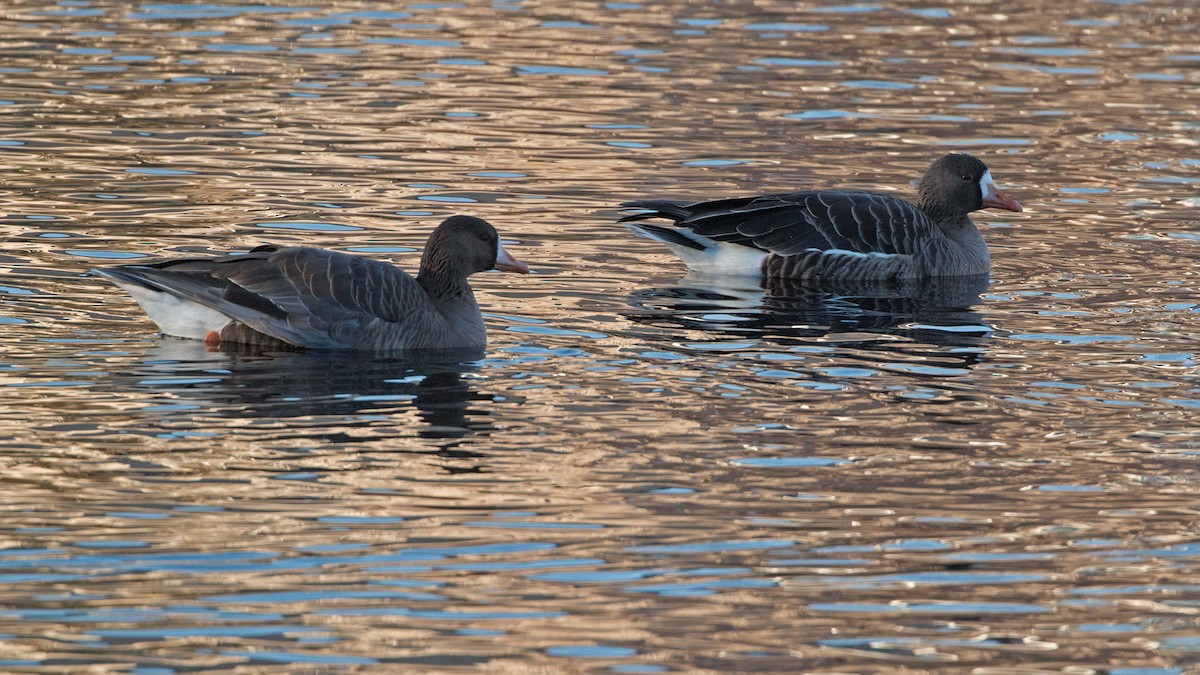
95,215,529,351
621,153,1022,281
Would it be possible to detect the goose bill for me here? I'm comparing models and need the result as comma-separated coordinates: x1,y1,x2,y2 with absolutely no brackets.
494,243,530,274
980,172,1023,212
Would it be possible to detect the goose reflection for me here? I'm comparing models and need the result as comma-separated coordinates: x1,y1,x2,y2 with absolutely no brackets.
131,342,495,442
627,273,993,355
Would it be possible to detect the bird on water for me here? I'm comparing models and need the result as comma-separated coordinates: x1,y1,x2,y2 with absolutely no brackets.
95,215,529,351
621,153,1022,282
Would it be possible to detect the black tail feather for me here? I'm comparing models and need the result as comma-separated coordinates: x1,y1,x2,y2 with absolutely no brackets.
618,199,694,223
624,222,708,251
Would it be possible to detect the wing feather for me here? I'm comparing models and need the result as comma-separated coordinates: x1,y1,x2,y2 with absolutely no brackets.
623,190,938,258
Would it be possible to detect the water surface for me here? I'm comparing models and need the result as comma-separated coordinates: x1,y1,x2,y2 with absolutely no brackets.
1,0,1198,672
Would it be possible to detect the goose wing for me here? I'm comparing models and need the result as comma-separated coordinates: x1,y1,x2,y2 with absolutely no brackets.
622,191,940,257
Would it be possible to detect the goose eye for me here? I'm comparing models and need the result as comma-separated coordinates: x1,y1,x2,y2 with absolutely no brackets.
960,174,972,181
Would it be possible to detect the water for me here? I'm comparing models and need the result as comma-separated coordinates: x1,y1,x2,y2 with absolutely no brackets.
1,0,1197,671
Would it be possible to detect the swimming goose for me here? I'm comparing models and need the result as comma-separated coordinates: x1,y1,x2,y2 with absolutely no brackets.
620,153,1022,281
95,215,529,351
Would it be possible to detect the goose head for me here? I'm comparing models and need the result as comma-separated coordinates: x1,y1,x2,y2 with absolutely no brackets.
918,153,1023,220
421,215,530,278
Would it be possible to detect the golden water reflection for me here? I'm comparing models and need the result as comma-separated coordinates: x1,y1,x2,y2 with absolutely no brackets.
0,0,1198,671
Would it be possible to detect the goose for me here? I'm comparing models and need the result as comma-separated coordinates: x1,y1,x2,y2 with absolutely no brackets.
94,214,529,351
620,153,1022,281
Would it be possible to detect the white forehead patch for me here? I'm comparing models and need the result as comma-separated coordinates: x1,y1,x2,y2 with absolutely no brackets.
979,170,995,198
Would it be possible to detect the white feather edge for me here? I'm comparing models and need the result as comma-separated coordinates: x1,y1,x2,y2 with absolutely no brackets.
99,273,231,340
811,248,898,260
626,223,903,274
626,224,766,276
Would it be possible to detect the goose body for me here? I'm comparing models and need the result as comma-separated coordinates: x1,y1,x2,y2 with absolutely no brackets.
95,215,529,351
621,153,1022,281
